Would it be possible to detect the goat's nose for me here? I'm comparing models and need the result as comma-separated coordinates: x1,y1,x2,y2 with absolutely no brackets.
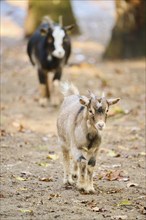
96,121,105,130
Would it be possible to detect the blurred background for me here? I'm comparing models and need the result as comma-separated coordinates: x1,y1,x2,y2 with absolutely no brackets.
1,0,145,59
1,1,146,219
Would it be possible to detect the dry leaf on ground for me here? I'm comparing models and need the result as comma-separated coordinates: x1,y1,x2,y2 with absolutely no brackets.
39,177,53,182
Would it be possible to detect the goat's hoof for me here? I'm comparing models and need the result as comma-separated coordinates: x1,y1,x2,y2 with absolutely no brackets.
51,97,61,107
85,186,95,194
76,182,86,191
39,97,49,107
63,179,74,186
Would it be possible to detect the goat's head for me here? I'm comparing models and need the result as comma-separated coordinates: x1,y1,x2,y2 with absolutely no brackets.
40,20,74,59
79,92,120,131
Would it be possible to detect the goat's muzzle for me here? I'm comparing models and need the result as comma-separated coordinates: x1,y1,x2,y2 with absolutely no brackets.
95,121,105,131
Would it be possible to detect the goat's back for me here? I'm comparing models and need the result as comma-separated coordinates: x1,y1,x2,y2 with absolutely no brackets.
57,95,81,139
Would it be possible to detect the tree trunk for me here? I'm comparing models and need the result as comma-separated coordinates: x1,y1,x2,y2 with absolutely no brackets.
103,0,146,59
24,0,79,37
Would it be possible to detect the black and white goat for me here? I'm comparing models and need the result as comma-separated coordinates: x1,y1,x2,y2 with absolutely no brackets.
27,17,73,106
57,83,120,193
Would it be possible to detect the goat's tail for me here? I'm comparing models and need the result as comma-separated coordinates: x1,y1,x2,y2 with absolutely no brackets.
60,82,79,97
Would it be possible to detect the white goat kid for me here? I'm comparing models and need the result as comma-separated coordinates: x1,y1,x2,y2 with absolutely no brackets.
57,83,120,193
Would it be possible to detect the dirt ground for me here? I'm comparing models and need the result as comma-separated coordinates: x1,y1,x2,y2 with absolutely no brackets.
0,36,145,220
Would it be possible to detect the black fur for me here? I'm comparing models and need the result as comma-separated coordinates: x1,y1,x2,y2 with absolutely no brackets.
86,133,98,149
88,157,96,167
77,155,86,162
75,106,85,126
27,21,71,88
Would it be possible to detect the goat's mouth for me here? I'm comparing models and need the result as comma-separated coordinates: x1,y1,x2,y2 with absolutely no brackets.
95,124,105,131
98,126,104,131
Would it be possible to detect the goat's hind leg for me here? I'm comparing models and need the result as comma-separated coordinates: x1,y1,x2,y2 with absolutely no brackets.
62,147,74,185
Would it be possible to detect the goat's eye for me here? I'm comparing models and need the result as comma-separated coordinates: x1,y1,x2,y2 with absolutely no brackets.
106,109,109,113
48,38,53,43
89,110,93,114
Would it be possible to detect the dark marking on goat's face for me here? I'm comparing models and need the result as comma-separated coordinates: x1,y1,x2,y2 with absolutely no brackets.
87,98,108,131
80,93,120,131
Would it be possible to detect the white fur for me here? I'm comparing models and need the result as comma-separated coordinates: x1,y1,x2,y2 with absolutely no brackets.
52,26,65,58
60,82,79,97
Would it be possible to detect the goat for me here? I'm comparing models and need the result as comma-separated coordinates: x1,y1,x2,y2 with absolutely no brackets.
57,83,120,193
27,17,74,106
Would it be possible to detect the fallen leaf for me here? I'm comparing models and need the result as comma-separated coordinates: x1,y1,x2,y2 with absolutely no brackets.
19,187,28,191
100,164,121,169
111,215,127,220
12,121,25,132
47,153,59,160
108,150,117,157
20,209,33,214
15,176,27,181
114,68,123,74
87,200,97,208
39,177,53,182
107,150,120,157
108,106,128,117
0,129,7,137
127,182,138,188
98,170,129,182
48,193,61,200
118,145,128,151
139,152,146,156
117,200,132,207
91,207,105,212
42,136,49,142
81,200,88,204
0,193,5,198
37,162,50,167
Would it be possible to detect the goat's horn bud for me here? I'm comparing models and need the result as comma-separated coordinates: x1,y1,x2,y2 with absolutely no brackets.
88,90,95,100
59,15,63,27
102,92,105,98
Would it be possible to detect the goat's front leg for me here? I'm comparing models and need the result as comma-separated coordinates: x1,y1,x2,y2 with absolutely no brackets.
77,155,87,191
51,68,62,106
86,156,96,193
71,160,78,178
38,69,49,107
62,147,74,185
71,147,87,191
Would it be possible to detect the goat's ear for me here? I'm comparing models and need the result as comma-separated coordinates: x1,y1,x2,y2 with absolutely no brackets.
79,96,89,107
64,24,74,31
40,28,48,36
107,98,120,106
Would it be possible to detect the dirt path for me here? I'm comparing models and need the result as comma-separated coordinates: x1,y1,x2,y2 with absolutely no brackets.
1,36,145,220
